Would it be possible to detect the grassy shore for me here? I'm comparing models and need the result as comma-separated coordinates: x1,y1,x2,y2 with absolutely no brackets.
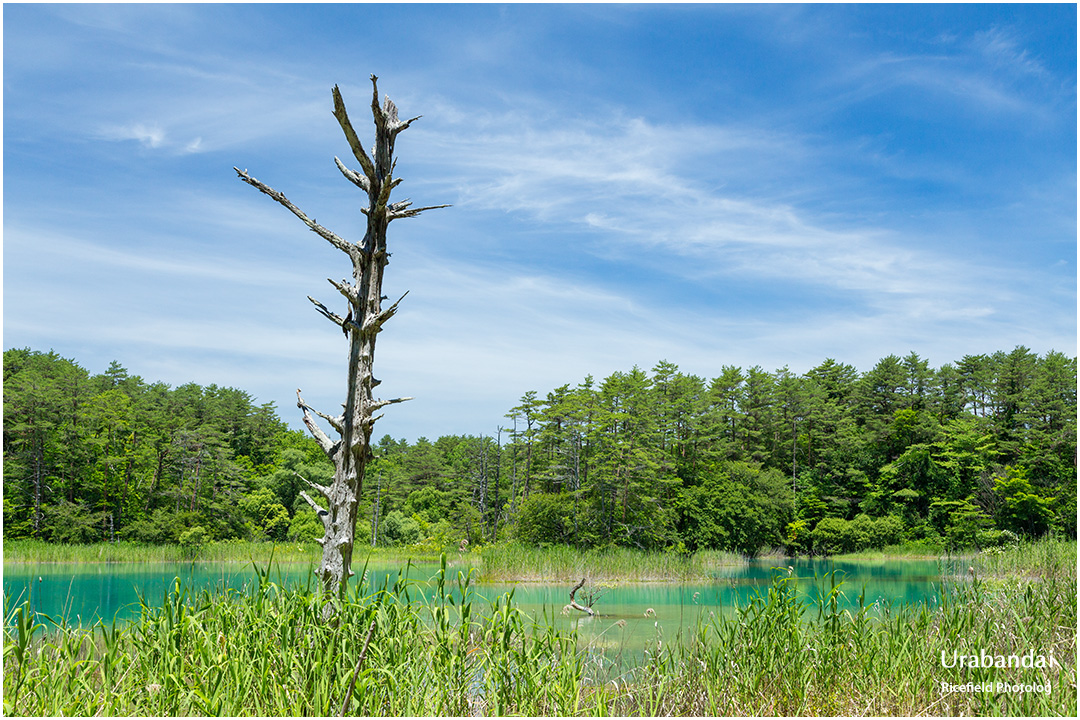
4,539,1076,716
1,539,447,565
478,543,751,582
1,538,752,581
6,535,1072,583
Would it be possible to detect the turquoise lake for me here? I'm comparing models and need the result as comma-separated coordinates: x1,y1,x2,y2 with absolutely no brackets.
3,556,957,651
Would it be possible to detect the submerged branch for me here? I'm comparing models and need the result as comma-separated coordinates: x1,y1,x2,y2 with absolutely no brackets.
567,576,596,616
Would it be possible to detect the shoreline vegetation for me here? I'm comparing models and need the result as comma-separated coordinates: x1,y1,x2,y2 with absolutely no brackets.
3,536,1073,582
6,348,1076,566
3,538,1075,716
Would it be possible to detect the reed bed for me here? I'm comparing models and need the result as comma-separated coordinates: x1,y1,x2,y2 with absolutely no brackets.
479,543,746,582
971,535,1077,580
2,539,447,566
5,540,1075,716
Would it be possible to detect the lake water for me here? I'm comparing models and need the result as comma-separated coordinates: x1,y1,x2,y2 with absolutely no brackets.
4,556,954,651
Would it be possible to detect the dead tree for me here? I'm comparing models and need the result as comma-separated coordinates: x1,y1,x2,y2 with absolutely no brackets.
235,75,446,603
565,577,607,616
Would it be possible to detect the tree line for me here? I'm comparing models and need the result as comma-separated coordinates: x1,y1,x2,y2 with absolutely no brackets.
4,347,1075,554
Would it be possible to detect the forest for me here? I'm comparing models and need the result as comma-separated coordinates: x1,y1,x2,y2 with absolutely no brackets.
3,346,1075,555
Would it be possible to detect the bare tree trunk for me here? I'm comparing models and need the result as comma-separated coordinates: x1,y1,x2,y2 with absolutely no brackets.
31,427,44,538
189,454,202,512
237,75,446,606
492,426,502,542
145,447,166,513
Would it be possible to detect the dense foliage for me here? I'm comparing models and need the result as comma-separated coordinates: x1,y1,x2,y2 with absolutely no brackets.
4,347,1075,554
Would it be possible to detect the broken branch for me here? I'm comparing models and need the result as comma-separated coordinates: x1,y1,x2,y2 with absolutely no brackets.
334,156,370,192
235,168,355,256
299,490,329,519
368,397,414,413
328,278,359,303
362,291,409,335
331,86,376,179
294,472,332,501
296,388,336,456
308,296,345,328
388,203,451,222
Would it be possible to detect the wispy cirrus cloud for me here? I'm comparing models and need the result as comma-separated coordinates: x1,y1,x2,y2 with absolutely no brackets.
98,122,167,149
417,106,993,303
973,26,1051,80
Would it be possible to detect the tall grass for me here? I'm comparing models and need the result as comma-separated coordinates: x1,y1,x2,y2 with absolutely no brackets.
5,539,1076,716
972,534,1077,580
834,539,949,559
479,543,745,582
2,539,451,565
3,556,604,716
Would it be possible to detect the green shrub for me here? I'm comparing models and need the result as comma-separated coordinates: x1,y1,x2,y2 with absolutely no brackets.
120,508,189,544
785,519,810,555
813,514,904,554
811,517,853,554
929,499,993,549
676,463,791,554
514,493,573,546
286,507,323,543
975,528,1019,549
40,501,102,544
178,525,208,547
994,467,1056,537
850,513,904,549
238,488,290,541
381,510,422,546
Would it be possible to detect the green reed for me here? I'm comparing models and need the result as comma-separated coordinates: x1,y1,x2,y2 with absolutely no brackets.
2,539,449,565
479,542,745,582
5,539,1076,716
972,534,1076,580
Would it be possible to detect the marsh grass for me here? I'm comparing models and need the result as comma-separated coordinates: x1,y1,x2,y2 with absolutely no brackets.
972,535,1077,580
2,539,448,565
834,540,949,560
6,539,1075,716
479,543,746,582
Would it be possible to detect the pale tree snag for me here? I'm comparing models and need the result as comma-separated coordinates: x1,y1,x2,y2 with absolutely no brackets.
566,577,597,616
236,75,447,606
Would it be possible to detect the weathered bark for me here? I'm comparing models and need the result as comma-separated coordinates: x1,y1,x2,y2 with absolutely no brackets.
491,427,502,542
236,75,446,604
370,471,382,548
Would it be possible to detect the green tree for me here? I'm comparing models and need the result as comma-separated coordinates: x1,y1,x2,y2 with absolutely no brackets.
993,467,1056,537
238,487,290,541
676,462,791,555
514,492,574,546
701,365,744,464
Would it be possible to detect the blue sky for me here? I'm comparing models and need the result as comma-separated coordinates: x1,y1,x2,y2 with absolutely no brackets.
3,3,1076,441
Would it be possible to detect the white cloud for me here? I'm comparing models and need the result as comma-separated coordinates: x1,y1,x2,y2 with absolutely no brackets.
100,122,166,148
4,4,1072,441
3,224,312,289
416,107,999,310
973,26,1050,80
